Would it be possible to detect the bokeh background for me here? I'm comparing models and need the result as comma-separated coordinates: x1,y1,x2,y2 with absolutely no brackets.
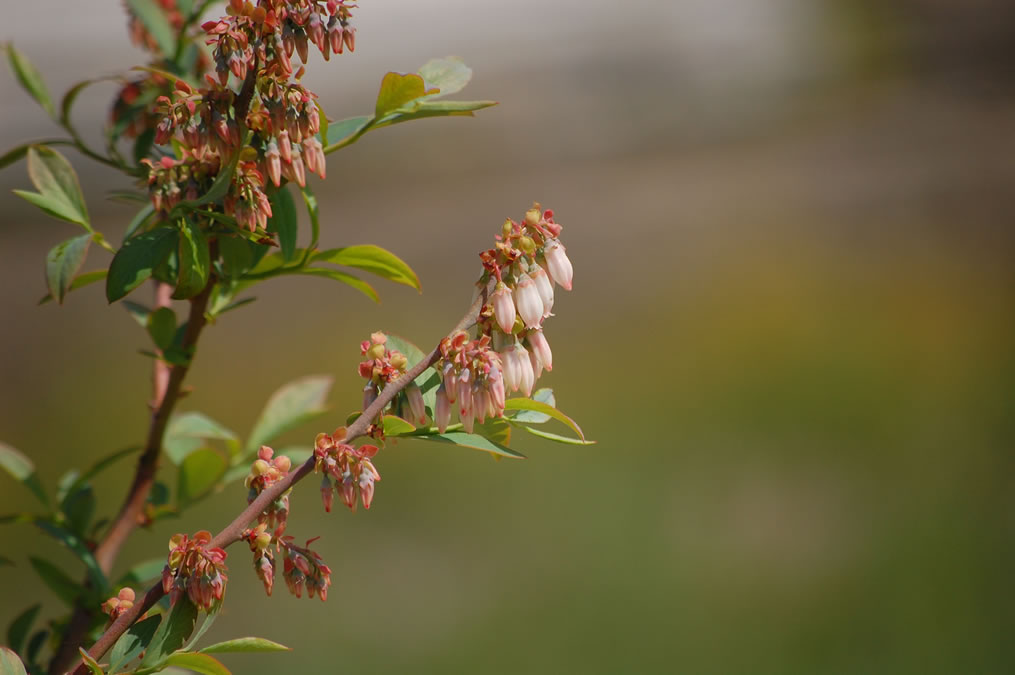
2,1,1015,673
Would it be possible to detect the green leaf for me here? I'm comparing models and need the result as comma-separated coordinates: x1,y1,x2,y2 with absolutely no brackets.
124,203,156,242
218,236,254,278
313,244,420,291
147,307,177,351
29,557,83,605
375,72,435,118
25,146,89,227
61,485,96,536
375,99,496,128
503,398,586,441
5,44,55,118
383,334,437,410
288,267,379,303
0,441,49,506
381,415,416,436
0,647,29,675
299,185,320,252
6,604,40,655
320,115,372,153
174,219,211,299
12,189,86,227
0,143,30,171
521,426,596,445
509,388,555,424
125,0,175,57
200,637,291,654
74,446,140,488
177,448,227,508
38,269,107,305
108,614,161,674
418,56,472,97
106,227,179,302
78,648,103,675
34,520,108,592
267,186,298,262
414,427,525,459
165,412,239,464
246,376,332,453
182,605,220,652
117,557,167,587
141,596,198,667
163,652,230,675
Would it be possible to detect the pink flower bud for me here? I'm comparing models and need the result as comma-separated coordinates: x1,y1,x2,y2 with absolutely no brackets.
406,383,427,425
291,153,306,187
544,238,573,291
278,130,292,163
514,273,544,328
474,387,489,424
442,363,457,403
295,30,309,63
320,476,334,512
266,142,282,187
457,369,473,418
530,265,554,317
489,367,506,413
530,348,543,381
527,328,553,372
492,282,515,334
435,383,451,433
517,345,535,396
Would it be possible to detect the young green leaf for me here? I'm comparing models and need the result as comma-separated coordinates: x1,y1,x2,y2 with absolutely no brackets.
375,72,435,118
521,426,597,445
218,235,255,278
0,441,49,507
374,99,496,129
381,415,416,436
413,430,525,459
246,375,333,453
503,397,586,441
165,412,239,464
141,596,198,667
174,219,211,299
314,244,420,291
267,186,298,262
14,146,91,227
77,648,103,675
125,0,175,58
34,520,108,592
200,637,291,654
28,557,83,605
38,269,107,305
177,448,227,508
5,44,55,118
321,115,372,154
163,652,231,675
108,614,161,674
383,334,438,411
418,56,472,97
6,604,41,655
0,647,28,675
106,227,179,302
123,202,156,242
508,388,555,424
289,267,379,303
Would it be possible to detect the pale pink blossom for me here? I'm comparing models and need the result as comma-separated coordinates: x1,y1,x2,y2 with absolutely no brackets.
544,239,573,291
514,273,544,328
492,282,516,334
527,328,553,372
435,384,451,433
530,265,554,317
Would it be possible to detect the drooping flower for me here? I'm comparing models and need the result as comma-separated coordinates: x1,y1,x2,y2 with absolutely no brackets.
544,238,573,291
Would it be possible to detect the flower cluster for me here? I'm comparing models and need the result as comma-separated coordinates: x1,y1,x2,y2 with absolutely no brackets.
100,587,136,621
314,428,381,511
280,535,332,600
244,445,292,535
480,204,572,396
140,0,355,233
358,331,427,425
162,530,228,611
242,522,276,596
434,332,505,434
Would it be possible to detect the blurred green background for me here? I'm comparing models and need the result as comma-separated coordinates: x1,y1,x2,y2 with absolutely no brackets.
2,0,1015,673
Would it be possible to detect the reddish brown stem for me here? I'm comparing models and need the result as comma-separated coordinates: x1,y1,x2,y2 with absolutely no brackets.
71,281,493,674
50,280,214,675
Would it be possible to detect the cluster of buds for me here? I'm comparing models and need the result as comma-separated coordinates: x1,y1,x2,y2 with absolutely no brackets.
100,587,136,622
314,428,381,511
141,154,221,213
280,535,332,600
358,332,427,426
480,204,573,396
434,332,505,434
139,0,352,234
244,445,292,535
242,522,276,596
162,530,228,611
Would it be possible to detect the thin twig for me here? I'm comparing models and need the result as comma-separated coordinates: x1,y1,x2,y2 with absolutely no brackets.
71,280,493,674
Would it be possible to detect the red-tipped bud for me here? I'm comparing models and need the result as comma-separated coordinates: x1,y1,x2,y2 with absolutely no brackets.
406,383,427,426
320,476,334,512
435,384,451,433
527,328,553,372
